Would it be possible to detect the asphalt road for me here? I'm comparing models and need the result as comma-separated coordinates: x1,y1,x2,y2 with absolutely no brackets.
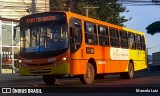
0,70,160,96
1,70,160,87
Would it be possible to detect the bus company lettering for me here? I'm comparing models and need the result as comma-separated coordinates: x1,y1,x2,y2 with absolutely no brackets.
26,16,56,23
98,60,106,64
110,48,129,60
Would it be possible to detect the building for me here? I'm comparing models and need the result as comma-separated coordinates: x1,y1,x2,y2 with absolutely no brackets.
0,0,50,19
152,52,160,65
0,0,50,73
148,52,160,71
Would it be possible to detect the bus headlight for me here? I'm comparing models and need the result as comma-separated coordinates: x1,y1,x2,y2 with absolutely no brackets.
19,59,22,63
54,57,67,66
62,57,67,61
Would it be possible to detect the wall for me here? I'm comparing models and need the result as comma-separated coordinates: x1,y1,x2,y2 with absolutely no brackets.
0,0,50,20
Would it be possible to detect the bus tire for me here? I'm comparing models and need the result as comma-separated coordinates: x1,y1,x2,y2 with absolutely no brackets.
80,63,95,84
42,75,56,85
120,62,134,79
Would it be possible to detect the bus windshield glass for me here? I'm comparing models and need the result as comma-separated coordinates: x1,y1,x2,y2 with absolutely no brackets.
20,24,68,53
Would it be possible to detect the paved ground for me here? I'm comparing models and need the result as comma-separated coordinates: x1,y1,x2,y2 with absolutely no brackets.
1,71,160,96
0,70,159,81
0,73,41,81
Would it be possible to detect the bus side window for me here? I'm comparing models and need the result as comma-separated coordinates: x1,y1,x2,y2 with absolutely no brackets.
110,28,120,47
85,22,97,45
120,30,128,48
128,33,135,49
136,35,142,50
141,35,146,50
98,25,109,46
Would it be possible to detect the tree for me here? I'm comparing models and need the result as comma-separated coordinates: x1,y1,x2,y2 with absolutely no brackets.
152,0,160,3
146,21,160,35
50,0,129,26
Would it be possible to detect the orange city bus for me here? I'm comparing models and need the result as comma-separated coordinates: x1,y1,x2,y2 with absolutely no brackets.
16,11,147,85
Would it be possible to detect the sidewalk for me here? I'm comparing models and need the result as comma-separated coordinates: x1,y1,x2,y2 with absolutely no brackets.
0,73,41,81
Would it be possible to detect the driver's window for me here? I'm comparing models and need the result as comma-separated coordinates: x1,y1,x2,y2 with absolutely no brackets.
40,28,47,46
52,26,61,41
60,26,68,39
70,18,82,54
46,28,51,48
51,25,68,41
31,28,39,47
24,29,30,48
39,27,52,48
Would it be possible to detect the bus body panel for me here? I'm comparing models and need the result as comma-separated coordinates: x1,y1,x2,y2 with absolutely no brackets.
123,27,147,72
19,61,70,76
67,12,147,75
19,11,147,77
19,50,71,76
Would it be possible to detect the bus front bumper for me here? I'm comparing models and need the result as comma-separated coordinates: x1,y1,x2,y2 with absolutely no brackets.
19,61,70,76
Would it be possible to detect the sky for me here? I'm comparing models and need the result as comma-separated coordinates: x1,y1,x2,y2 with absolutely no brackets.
120,2,160,55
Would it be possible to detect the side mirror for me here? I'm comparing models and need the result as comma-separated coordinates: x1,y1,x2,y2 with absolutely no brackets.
69,27,73,34
13,28,16,40
13,25,19,41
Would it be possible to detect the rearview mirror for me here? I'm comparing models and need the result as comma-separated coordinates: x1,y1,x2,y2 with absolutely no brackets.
69,27,72,34
13,25,19,41
13,28,16,40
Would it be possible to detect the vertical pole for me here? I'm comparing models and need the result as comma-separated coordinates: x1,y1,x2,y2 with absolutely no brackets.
31,0,36,14
0,20,2,73
146,48,151,70
83,6,99,17
11,21,15,73
86,6,89,17
45,0,46,12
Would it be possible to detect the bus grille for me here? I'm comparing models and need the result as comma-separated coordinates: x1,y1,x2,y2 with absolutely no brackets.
27,63,52,66
29,68,51,74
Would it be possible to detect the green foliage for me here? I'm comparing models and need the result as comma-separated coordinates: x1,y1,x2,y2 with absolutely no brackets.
50,0,129,26
152,0,160,3
50,0,68,11
146,21,160,35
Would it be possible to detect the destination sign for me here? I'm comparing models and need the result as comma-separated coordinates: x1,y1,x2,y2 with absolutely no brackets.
26,16,56,23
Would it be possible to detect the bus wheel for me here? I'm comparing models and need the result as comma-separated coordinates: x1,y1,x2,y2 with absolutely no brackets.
120,62,134,79
80,63,95,84
42,75,56,85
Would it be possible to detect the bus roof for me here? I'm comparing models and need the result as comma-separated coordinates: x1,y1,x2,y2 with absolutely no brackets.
65,11,122,30
65,11,145,35
21,11,145,35
123,27,145,35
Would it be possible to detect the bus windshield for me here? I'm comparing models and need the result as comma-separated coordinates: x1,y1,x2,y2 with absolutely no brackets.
20,24,68,53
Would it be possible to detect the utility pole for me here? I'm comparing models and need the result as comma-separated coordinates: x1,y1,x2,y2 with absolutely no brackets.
0,20,2,73
147,48,151,69
31,0,37,14
83,6,99,17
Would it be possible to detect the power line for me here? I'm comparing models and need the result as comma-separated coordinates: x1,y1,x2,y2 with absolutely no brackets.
119,0,160,3
124,3,160,6
148,44,160,49
118,0,160,6
0,1,50,5
0,1,159,7
21,0,30,8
